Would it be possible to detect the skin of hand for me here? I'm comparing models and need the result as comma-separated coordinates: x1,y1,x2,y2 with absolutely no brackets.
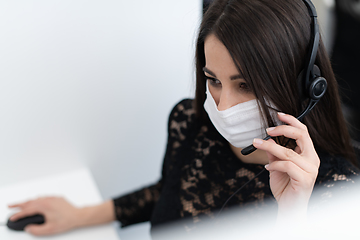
252,112,320,220
8,197,115,236
8,197,81,235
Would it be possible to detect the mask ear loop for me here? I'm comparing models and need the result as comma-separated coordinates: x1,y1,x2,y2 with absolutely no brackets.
241,95,323,156
240,107,307,157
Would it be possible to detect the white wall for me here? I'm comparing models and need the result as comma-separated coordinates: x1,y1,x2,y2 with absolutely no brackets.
0,0,202,201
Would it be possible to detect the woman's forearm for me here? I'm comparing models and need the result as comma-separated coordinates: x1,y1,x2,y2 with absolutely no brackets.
75,200,116,228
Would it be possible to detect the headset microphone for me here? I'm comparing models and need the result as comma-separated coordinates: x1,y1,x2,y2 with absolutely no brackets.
241,0,327,156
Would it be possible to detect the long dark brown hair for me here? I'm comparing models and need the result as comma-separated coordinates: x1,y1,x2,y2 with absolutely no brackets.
194,0,357,165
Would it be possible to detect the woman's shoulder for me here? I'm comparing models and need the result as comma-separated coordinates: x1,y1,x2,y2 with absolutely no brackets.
169,98,195,117
316,150,359,187
310,150,360,210
168,98,196,126
166,98,200,139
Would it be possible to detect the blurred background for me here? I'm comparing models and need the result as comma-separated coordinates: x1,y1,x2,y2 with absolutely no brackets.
0,0,359,239
331,0,360,145
0,0,201,197
0,1,201,238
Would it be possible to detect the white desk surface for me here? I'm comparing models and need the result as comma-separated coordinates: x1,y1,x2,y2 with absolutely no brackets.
0,168,120,240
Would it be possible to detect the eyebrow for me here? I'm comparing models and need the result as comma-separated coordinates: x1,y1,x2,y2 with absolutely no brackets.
202,67,243,80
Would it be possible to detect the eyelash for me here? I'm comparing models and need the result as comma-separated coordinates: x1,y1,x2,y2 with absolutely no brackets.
204,75,251,92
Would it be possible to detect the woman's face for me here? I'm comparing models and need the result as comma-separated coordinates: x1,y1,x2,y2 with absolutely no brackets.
204,34,256,111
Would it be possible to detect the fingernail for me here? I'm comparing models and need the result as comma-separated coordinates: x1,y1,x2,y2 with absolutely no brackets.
264,164,269,169
253,138,263,145
25,227,30,233
278,112,285,116
266,127,275,132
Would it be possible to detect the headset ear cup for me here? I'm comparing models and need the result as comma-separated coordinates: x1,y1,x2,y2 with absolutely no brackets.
309,77,327,100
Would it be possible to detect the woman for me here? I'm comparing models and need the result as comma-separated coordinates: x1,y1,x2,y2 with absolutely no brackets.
8,0,359,237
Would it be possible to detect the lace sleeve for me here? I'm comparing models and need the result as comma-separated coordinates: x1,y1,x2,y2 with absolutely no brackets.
112,99,194,227
113,181,162,227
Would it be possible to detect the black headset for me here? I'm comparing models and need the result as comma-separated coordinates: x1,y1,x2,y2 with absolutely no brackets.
241,0,328,155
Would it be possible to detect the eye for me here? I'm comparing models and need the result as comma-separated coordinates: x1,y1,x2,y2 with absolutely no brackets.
239,82,251,92
205,75,221,87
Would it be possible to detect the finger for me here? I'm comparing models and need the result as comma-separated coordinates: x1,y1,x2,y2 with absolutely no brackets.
253,138,315,171
266,125,314,155
266,161,317,188
9,208,42,222
265,160,305,182
276,112,307,130
8,204,21,208
294,145,301,155
25,224,54,236
8,200,32,208
266,139,280,165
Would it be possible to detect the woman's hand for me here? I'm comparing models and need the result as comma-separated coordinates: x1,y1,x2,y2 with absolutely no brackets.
8,197,116,236
252,112,320,221
8,196,82,236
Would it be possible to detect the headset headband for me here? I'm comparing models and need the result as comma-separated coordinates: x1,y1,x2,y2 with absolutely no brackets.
302,0,320,91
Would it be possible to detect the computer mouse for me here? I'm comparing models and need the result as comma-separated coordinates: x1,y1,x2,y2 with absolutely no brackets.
7,214,45,231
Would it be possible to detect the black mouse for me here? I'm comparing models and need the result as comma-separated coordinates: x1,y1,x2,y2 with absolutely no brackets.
7,214,45,231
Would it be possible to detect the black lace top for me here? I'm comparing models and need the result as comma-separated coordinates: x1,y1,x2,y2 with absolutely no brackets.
113,99,359,230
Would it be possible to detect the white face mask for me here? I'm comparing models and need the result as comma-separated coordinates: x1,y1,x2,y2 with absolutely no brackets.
203,82,277,149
